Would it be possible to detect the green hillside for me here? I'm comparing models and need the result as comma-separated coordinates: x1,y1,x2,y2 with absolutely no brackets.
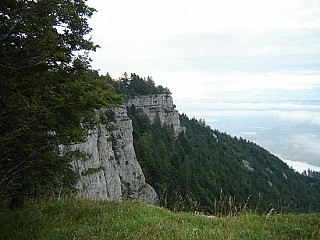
1,199,319,240
113,74,320,213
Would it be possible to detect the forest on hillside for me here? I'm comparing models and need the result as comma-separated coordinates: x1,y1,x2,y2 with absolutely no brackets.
114,75,320,213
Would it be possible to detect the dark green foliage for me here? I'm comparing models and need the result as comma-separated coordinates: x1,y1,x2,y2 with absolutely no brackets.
0,0,122,205
81,167,105,176
303,169,320,179
105,73,171,97
129,108,320,213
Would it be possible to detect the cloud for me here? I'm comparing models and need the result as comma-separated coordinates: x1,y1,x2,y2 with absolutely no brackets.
89,30,320,74
176,102,320,113
283,160,320,173
164,31,320,58
240,132,257,136
89,0,320,36
145,71,320,101
277,112,320,126
290,134,320,155
276,133,320,167
87,0,320,76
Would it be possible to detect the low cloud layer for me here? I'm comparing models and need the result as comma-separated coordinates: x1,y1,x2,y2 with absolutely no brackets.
284,160,320,173
277,111,320,126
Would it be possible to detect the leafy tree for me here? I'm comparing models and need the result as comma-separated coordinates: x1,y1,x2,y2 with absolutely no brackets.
0,0,122,205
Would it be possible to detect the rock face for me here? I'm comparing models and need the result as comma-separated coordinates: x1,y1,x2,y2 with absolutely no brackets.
242,160,254,172
71,107,158,204
126,94,185,136
70,94,184,204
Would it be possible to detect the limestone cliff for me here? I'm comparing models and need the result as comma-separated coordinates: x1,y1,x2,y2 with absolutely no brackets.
71,107,158,204
126,94,185,136
70,94,183,204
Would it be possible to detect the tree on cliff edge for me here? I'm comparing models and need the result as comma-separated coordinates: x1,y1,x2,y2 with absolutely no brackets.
0,0,121,205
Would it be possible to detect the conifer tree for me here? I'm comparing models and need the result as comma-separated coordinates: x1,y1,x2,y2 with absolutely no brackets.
0,0,121,204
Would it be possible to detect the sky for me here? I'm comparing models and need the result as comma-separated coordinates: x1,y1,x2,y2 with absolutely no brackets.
86,0,320,172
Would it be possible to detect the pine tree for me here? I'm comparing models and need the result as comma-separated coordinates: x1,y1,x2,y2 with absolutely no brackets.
0,0,122,204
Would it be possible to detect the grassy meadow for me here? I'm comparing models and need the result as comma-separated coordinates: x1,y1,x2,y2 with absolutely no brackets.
1,198,319,240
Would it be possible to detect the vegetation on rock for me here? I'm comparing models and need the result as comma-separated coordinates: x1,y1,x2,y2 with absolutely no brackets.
0,0,122,206
105,73,171,97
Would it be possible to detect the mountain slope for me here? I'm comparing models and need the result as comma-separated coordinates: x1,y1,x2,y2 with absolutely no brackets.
130,110,320,213
108,73,320,213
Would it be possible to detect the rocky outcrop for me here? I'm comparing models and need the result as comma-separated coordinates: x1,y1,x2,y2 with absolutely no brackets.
242,160,254,172
70,107,158,204
69,94,184,204
126,94,185,136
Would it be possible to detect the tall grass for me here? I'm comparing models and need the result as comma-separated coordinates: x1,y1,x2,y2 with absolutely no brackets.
212,193,251,217
210,191,301,218
1,198,319,240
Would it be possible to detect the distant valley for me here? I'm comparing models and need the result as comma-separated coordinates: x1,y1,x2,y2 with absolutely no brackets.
175,96,320,173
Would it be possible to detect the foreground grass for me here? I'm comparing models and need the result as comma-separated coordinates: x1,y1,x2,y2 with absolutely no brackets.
0,199,319,240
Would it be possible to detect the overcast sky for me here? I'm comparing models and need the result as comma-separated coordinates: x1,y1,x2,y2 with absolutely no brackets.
85,0,320,131
86,0,320,170
86,0,320,99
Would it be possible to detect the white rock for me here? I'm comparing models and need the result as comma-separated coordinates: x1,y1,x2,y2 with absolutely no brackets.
206,215,217,220
242,160,254,172
126,94,185,137
70,107,158,205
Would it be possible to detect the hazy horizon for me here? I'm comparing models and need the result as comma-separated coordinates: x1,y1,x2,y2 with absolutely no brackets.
86,0,320,172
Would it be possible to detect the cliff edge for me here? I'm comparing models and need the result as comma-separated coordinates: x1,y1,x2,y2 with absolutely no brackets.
71,107,158,204
71,94,184,204
126,94,185,136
